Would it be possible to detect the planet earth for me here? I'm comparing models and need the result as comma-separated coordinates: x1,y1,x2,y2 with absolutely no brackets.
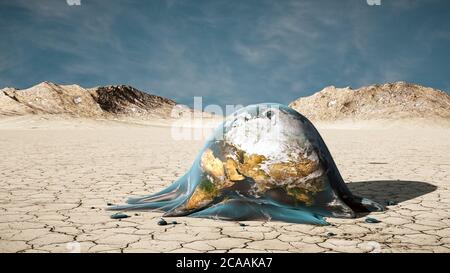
109,103,384,225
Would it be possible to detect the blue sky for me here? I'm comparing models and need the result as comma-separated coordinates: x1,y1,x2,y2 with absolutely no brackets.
0,0,449,107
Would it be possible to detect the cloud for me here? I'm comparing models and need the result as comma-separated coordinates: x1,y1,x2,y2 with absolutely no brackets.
1,0,449,106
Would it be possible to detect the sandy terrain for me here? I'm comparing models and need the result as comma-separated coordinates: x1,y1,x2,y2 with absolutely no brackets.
0,116,449,253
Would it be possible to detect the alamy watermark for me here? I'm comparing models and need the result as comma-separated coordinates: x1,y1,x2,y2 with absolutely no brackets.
66,0,81,6
366,0,381,6
169,97,287,141
170,96,245,141
66,241,81,253
64,240,381,253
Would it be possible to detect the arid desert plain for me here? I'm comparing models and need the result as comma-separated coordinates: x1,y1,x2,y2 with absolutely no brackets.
1,115,449,253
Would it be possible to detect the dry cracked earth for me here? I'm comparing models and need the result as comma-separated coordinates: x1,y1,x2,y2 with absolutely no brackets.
0,118,449,253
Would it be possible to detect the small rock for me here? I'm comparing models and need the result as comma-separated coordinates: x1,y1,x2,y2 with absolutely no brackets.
365,217,381,224
110,213,130,219
326,232,336,236
90,207,95,209
171,221,178,225
157,218,168,226
134,213,139,216
73,96,82,104
239,223,247,227
386,200,398,206
106,203,114,206
327,100,337,107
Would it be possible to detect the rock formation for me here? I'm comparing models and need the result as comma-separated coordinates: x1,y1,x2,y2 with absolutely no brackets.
0,82,181,119
289,82,450,121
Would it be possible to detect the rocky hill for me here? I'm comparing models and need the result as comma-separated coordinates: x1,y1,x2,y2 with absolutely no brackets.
289,82,450,122
0,82,182,119
3,81,449,124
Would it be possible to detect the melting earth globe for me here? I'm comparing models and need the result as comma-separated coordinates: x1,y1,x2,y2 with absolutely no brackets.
109,103,384,225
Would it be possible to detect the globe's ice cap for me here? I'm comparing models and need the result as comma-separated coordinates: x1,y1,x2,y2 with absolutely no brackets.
109,103,384,225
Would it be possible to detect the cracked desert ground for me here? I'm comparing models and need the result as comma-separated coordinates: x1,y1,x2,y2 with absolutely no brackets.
1,116,449,253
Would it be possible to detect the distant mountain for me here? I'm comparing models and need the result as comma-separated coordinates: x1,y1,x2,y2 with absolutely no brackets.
3,81,449,123
289,82,450,121
0,82,183,119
